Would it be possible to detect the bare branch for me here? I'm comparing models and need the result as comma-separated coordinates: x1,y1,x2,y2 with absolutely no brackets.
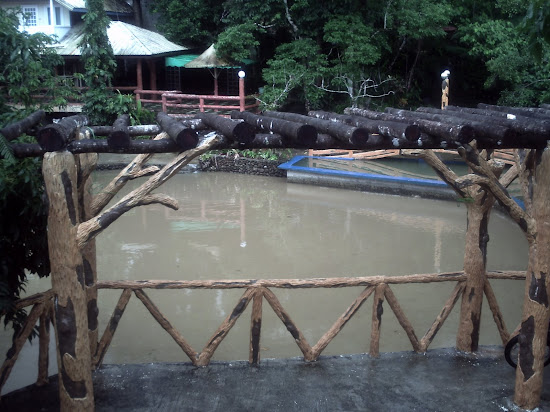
402,149,466,197
77,133,220,249
499,163,519,188
90,133,169,215
138,194,178,210
455,174,535,239
516,149,535,216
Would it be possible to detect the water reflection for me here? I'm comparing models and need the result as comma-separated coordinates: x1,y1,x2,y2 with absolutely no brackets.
0,169,529,393
91,171,527,362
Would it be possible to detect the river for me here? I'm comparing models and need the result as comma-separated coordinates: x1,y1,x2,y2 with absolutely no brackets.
0,169,528,394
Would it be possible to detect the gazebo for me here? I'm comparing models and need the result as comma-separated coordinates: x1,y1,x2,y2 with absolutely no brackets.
184,44,241,96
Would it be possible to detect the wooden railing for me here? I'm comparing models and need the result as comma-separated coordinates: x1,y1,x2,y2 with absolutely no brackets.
0,270,523,394
160,92,260,116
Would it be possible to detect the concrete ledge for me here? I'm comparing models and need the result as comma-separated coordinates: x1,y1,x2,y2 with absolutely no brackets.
3,347,550,411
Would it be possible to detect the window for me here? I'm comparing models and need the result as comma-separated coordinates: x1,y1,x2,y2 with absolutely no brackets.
47,7,62,26
22,7,37,26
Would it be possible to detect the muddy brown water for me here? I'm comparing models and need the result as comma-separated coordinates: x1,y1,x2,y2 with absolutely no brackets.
0,170,528,394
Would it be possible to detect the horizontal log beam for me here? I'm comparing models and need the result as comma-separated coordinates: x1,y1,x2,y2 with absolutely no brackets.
386,108,514,144
157,112,198,150
0,110,45,141
477,103,550,120
232,111,317,146
95,271,524,290
197,112,255,144
418,107,550,147
346,107,475,145
37,114,88,151
264,111,369,145
309,110,423,143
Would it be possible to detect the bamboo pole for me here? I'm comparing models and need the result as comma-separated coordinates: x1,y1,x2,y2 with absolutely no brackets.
134,289,198,364
370,284,386,357
249,288,263,365
384,286,421,352
93,289,132,369
0,303,44,393
197,288,255,366
311,286,375,359
419,282,465,352
483,279,510,344
262,288,314,361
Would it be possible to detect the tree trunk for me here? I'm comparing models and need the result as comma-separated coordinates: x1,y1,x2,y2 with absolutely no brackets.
456,200,492,351
514,148,550,409
43,151,94,411
76,138,99,363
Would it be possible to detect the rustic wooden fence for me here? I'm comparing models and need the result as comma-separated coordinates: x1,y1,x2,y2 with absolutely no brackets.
0,270,523,393
160,92,259,115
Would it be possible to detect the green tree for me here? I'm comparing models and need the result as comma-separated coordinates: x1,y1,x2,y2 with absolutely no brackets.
520,0,550,61
0,7,70,119
0,7,65,337
79,0,117,124
459,1,550,106
261,38,326,110
151,0,224,46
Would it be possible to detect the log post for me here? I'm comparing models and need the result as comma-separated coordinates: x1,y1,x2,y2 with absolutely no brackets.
249,288,263,365
370,284,386,357
75,137,100,362
108,114,131,149
456,192,493,352
441,77,449,109
514,146,550,409
43,151,94,411
37,303,52,386
136,59,143,91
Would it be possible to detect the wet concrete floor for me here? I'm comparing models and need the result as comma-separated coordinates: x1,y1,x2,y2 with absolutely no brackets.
2,347,550,411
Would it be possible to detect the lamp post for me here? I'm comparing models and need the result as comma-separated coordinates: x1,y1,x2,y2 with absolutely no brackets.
238,70,246,111
441,70,450,109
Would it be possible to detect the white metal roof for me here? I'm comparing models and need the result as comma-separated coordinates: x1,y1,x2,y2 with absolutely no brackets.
54,21,187,57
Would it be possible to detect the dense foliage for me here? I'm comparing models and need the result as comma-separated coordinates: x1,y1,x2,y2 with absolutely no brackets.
0,8,70,121
0,7,61,337
151,0,550,110
78,0,117,124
